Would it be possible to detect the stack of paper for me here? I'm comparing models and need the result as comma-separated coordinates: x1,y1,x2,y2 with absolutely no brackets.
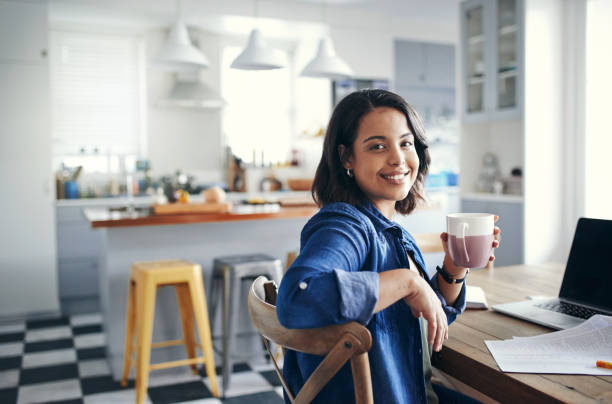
485,315,612,375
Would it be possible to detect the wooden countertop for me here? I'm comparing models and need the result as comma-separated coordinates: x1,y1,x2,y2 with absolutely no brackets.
85,205,318,228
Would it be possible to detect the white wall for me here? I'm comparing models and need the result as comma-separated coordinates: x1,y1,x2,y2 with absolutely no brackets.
524,0,565,264
585,0,612,220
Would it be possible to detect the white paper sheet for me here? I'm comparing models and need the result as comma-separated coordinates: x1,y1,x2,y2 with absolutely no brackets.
485,315,612,375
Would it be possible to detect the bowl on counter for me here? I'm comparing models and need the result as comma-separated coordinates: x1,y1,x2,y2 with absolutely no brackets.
287,178,314,191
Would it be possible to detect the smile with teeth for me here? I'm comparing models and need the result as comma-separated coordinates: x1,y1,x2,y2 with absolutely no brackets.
382,173,406,180
381,171,410,183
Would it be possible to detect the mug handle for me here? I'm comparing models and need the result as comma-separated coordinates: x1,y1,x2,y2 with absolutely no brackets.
459,222,470,264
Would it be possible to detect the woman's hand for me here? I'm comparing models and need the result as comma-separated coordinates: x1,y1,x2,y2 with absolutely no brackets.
440,215,502,274
403,272,448,352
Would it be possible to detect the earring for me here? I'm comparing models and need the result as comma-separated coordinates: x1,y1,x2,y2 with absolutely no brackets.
346,168,353,178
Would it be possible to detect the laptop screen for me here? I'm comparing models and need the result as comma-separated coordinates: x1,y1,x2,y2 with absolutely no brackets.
559,218,612,311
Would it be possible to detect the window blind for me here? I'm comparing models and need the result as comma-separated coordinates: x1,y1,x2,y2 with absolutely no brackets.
50,31,144,155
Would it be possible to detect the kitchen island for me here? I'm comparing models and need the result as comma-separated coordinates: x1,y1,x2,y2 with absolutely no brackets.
86,204,316,380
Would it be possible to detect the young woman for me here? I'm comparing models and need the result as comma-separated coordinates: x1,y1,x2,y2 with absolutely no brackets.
276,89,500,403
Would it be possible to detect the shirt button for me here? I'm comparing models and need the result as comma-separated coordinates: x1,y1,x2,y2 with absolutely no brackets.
299,281,308,290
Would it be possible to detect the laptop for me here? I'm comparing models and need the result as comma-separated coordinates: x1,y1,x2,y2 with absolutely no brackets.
492,217,612,330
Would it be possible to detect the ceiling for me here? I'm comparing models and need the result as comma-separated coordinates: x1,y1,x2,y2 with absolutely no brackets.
49,0,461,37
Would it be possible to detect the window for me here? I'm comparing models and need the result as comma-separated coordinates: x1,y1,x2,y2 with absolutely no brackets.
585,0,612,219
221,46,292,166
50,30,145,172
221,44,330,168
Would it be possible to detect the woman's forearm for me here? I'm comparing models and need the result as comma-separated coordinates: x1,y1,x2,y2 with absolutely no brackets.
374,269,416,313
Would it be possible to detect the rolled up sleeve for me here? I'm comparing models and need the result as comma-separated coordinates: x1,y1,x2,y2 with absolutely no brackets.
334,269,379,324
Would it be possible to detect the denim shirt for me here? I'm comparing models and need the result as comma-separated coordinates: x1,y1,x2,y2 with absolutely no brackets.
276,201,466,404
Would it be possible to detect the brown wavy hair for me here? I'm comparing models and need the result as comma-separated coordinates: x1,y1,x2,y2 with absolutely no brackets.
312,89,430,215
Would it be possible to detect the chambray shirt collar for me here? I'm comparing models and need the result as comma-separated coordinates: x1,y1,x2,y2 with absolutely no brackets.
356,199,398,232
357,200,416,245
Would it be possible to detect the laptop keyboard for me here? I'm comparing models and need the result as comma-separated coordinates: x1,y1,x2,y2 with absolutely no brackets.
535,301,606,319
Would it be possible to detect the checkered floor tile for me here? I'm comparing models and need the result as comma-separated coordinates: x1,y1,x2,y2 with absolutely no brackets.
0,314,284,404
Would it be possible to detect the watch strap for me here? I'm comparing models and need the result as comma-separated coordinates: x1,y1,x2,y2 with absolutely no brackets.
436,265,469,284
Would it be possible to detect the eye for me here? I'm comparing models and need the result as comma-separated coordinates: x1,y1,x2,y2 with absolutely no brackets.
401,140,415,148
369,143,386,151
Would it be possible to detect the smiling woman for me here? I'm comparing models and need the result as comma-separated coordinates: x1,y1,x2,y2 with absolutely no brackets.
275,89,493,404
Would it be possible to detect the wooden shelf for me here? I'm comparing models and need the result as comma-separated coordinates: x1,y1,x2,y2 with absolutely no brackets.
498,24,518,36
461,193,523,204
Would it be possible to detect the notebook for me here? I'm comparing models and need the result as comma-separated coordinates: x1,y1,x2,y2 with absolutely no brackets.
492,218,612,330
466,285,488,310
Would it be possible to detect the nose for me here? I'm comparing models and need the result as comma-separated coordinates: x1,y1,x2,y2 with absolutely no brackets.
388,144,406,168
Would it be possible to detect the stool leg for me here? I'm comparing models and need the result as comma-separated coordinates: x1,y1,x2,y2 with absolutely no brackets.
135,278,156,404
208,272,220,350
187,275,220,398
176,283,198,374
223,269,241,396
121,279,136,387
221,267,231,396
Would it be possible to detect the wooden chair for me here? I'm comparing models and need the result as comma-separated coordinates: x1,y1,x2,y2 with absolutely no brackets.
412,232,445,254
248,276,374,404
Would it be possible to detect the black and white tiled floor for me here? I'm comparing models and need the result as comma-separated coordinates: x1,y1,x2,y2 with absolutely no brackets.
0,313,285,404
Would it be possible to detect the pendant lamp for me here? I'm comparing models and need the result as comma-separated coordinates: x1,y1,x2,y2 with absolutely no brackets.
152,1,209,71
231,28,287,70
159,71,226,109
301,0,353,80
230,0,286,70
301,37,353,79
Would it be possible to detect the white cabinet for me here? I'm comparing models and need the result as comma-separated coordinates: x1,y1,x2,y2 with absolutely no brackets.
395,41,455,89
461,197,523,266
394,40,456,127
0,1,48,62
56,207,101,304
0,1,58,318
461,0,523,121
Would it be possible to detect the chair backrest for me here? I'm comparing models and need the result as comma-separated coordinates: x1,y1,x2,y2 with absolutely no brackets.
248,276,374,404
412,232,444,254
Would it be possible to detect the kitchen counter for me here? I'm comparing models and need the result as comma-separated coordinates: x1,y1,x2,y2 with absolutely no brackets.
84,204,318,228
91,202,314,380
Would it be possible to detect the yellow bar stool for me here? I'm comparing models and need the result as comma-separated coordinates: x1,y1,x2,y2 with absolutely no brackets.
120,259,219,404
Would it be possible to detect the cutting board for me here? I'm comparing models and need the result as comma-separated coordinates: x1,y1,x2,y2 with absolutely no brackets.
153,202,232,215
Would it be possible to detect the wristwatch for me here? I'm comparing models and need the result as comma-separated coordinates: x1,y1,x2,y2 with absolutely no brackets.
436,265,469,284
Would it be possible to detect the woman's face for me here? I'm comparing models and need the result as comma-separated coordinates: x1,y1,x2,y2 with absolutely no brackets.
342,107,419,219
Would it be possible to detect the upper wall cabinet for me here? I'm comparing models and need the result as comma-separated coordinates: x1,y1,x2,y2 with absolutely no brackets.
395,41,455,89
461,0,523,121
0,1,48,63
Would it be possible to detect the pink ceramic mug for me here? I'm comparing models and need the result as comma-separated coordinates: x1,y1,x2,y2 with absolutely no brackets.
447,213,495,268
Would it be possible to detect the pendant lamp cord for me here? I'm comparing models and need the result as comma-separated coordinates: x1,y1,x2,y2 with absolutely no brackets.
254,0,259,29
322,0,327,24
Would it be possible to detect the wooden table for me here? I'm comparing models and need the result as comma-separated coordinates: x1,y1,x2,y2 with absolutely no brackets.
432,263,612,403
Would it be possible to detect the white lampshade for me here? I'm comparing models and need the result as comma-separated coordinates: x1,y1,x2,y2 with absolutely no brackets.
160,80,226,109
231,29,287,70
301,37,353,80
152,19,209,71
